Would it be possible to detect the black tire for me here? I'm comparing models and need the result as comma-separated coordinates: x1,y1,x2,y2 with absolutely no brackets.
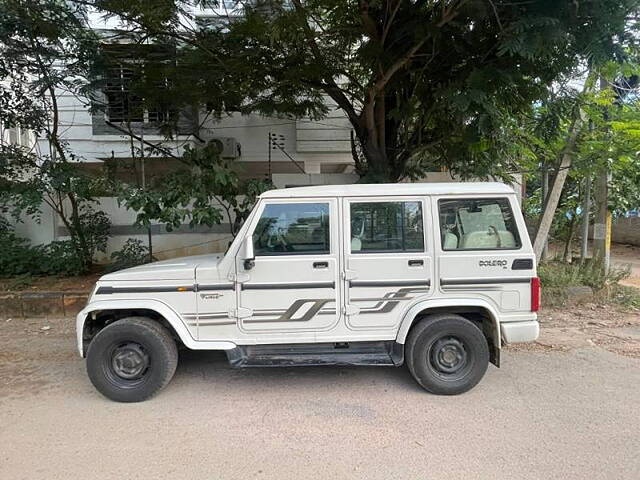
406,313,489,395
86,317,178,402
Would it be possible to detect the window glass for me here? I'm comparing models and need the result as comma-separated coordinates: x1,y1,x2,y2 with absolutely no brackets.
350,201,424,253
439,198,521,250
254,203,330,255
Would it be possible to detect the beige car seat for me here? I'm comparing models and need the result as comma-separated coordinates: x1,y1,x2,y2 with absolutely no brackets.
461,229,516,249
442,232,459,250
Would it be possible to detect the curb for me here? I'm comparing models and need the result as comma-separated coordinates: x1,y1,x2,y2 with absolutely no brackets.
0,291,89,319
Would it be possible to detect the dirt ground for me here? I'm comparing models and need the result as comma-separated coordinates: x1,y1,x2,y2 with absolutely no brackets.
510,304,640,358
612,243,640,288
1,245,639,478
0,271,101,292
1,305,639,479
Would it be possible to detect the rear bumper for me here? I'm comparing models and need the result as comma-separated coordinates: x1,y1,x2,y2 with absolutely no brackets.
501,320,539,344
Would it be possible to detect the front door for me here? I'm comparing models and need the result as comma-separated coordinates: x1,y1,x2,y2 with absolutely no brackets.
236,199,341,337
342,197,433,331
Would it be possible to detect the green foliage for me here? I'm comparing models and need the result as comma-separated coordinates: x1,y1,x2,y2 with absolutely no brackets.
119,141,273,236
0,219,44,277
107,238,151,272
524,57,640,254
38,241,86,276
538,259,632,306
90,0,640,181
0,0,112,272
539,260,630,291
0,219,86,277
611,285,640,310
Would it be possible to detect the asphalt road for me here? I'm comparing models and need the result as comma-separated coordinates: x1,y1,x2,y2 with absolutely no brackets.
1,315,639,480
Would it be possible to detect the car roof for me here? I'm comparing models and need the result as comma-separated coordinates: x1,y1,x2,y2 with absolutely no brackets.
260,182,515,199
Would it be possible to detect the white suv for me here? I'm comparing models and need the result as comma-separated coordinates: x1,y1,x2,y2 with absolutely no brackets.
77,182,540,402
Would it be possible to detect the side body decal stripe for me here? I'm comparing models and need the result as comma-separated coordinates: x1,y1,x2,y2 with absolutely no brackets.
350,280,431,288
96,285,195,295
242,282,335,290
440,277,531,286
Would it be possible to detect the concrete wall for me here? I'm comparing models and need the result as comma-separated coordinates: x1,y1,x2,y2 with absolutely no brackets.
41,89,354,169
613,216,640,246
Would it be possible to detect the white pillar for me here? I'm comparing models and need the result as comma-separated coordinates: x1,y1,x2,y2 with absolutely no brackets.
304,160,321,174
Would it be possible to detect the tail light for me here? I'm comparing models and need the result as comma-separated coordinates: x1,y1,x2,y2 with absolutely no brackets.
531,277,541,312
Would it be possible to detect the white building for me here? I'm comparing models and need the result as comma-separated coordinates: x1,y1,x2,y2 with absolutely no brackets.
25,22,357,260
20,8,522,262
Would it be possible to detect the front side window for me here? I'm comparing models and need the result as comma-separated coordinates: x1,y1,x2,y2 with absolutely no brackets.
439,198,521,250
350,201,424,253
254,203,330,255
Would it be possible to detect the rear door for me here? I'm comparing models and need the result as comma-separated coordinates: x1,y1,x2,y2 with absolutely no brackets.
435,195,535,311
342,196,432,331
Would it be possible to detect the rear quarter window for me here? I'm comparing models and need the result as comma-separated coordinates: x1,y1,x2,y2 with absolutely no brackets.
439,198,521,251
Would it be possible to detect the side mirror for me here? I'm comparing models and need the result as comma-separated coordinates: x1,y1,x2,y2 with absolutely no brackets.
242,236,255,270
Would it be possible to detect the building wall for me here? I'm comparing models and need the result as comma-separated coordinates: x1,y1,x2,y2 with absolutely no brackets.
612,216,640,247
24,87,526,263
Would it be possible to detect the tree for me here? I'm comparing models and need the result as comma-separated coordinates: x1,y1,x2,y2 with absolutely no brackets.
90,0,639,181
527,60,640,261
0,0,111,271
118,140,272,237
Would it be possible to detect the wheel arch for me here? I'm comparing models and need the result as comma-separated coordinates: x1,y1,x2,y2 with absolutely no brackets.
396,299,501,367
76,299,236,357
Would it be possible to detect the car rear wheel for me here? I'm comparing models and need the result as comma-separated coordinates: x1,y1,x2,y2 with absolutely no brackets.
406,313,489,395
86,317,178,402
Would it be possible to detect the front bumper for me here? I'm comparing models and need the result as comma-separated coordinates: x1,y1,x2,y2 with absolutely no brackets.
501,320,539,344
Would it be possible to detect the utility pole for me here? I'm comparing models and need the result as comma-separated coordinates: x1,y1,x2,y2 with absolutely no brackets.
592,168,611,272
580,175,591,262
592,76,611,273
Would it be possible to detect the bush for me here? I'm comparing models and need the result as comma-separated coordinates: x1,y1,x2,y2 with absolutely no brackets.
39,241,86,276
107,239,151,272
539,259,630,290
0,219,85,277
0,219,42,276
539,259,632,306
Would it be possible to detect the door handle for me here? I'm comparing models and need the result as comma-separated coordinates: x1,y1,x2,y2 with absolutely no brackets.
408,259,424,267
313,261,329,269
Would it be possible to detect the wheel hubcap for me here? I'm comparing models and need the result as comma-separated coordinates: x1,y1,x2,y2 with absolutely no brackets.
111,343,149,380
430,336,467,374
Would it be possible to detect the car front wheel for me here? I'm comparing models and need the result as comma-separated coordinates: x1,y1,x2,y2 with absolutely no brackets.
86,317,178,402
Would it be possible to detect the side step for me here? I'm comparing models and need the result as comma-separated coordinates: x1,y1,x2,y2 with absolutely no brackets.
226,341,404,368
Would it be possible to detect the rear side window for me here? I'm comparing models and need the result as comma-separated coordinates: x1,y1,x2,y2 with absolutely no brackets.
254,203,330,255
350,201,424,253
439,198,521,251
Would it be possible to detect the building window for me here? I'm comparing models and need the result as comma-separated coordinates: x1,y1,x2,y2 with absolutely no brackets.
253,203,330,256
104,64,173,124
439,198,521,250
350,201,424,253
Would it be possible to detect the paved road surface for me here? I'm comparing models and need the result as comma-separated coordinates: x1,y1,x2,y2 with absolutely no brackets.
1,315,639,480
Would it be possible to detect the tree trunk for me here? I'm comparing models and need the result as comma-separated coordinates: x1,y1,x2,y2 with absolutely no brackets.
533,72,595,261
563,213,577,262
533,113,584,261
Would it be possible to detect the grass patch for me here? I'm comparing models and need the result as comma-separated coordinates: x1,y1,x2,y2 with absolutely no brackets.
539,259,633,307
610,285,640,310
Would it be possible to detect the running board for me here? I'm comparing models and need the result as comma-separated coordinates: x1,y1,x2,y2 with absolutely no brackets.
225,341,404,368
